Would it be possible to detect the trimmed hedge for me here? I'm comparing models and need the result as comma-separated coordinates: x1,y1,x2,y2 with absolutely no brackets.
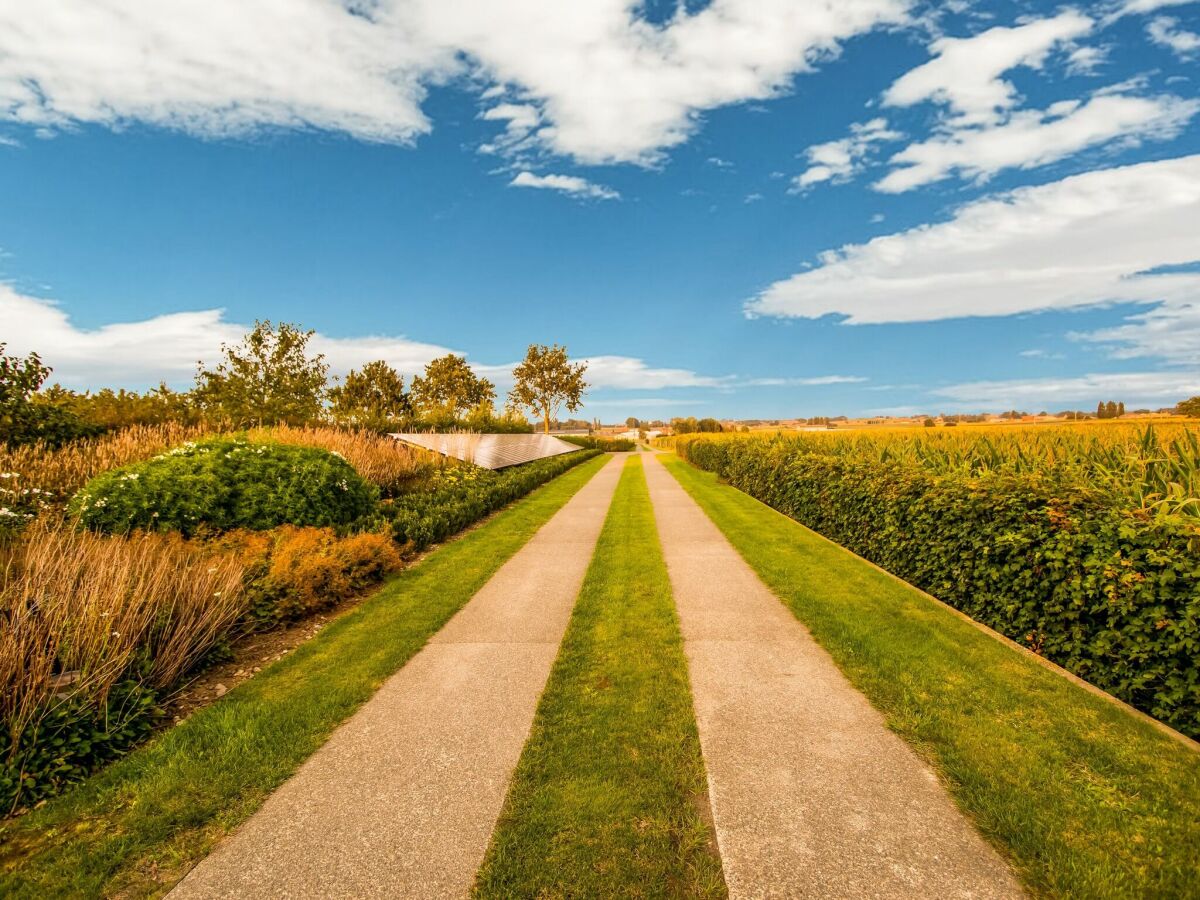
386,449,601,551
679,435,1200,738
558,435,636,452
69,439,379,535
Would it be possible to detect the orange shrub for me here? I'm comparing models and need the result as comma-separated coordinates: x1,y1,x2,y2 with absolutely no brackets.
215,526,402,624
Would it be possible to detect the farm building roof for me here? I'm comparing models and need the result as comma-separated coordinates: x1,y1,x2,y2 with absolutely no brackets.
388,432,583,470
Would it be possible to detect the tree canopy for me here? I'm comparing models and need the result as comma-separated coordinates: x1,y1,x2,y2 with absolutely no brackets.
410,354,495,421
507,344,589,434
1178,396,1200,418
194,320,328,427
329,360,411,427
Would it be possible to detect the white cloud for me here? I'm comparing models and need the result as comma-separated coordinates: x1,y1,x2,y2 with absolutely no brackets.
932,371,1200,408
0,0,909,166
1148,16,1200,56
740,375,868,386
1116,0,1198,15
792,118,901,190
509,171,620,200
0,285,460,388
0,1,445,143
746,156,1200,349
1065,44,1109,75
3,286,744,394
875,91,1198,192
882,12,1094,126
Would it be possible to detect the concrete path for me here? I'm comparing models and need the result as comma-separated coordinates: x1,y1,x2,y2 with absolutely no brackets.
171,454,626,900
642,453,1024,900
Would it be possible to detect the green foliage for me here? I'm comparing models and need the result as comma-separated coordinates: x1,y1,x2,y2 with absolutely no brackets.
194,320,329,426
507,344,589,434
385,450,601,551
679,433,1200,738
70,439,378,536
410,354,495,421
1,681,160,814
39,383,201,430
0,346,100,448
670,416,723,434
1179,396,1200,418
329,360,411,428
558,434,635,452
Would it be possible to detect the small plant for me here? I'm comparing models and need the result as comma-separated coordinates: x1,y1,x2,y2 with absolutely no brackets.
70,439,379,536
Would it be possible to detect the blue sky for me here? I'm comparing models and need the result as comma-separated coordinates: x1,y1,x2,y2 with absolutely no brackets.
3,0,1200,419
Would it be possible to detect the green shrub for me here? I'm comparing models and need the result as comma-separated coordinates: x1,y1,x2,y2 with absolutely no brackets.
385,450,601,551
1,681,159,814
679,435,1200,739
558,435,636,452
69,439,379,535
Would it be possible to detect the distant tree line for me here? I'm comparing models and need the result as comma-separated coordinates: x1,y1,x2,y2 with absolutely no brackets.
670,416,724,434
1,323,591,447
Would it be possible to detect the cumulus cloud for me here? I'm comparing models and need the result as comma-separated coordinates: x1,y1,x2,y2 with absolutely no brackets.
881,12,1094,126
4,285,759,394
746,155,1200,359
1148,16,1200,57
932,371,1200,408
1115,0,1198,15
509,171,620,200
0,285,461,388
792,118,901,190
875,91,1198,192
0,0,909,165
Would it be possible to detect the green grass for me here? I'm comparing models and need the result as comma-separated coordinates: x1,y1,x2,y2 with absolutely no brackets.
0,454,610,899
475,456,726,899
662,455,1200,900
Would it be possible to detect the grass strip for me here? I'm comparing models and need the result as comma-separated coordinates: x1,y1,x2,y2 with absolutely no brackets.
0,454,610,899
474,456,726,899
662,455,1200,899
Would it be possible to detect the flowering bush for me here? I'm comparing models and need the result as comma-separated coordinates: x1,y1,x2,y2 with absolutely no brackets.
0,472,54,540
69,439,379,535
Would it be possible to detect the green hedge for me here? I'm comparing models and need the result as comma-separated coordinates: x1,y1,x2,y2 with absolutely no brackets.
69,439,379,536
386,449,601,551
558,435,636,452
679,436,1200,739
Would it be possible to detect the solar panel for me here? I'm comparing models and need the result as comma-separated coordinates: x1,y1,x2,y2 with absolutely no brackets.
388,432,584,470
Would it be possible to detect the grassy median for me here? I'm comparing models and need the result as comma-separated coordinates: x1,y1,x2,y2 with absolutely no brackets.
662,454,1200,899
475,456,725,899
0,454,610,899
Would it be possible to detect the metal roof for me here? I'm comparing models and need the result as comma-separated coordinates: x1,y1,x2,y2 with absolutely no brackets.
388,432,584,470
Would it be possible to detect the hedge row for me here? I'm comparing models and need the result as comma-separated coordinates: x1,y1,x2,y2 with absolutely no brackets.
678,435,1200,738
385,449,602,551
558,435,636,452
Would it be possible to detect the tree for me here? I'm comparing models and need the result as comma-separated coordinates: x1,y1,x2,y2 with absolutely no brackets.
625,417,640,429
1118,401,1126,417
194,320,328,426
410,354,495,421
329,360,411,427
1178,396,1200,418
507,344,589,434
923,417,936,428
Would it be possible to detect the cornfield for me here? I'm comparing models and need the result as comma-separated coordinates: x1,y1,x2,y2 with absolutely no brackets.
697,423,1200,518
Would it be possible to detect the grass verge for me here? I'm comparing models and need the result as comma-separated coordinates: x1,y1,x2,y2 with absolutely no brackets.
474,456,725,899
662,455,1200,900
0,454,610,899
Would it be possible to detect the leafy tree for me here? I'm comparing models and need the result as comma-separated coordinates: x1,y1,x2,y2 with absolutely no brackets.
410,354,495,421
1118,401,1126,417
329,360,411,427
625,417,640,429
923,417,936,428
1178,396,1200,418
507,344,589,434
194,321,328,427
696,417,723,433
0,345,97,447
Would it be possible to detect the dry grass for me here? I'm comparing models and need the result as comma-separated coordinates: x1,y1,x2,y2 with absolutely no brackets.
0,423,211,504
245,425,437,495
0,522,245,751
